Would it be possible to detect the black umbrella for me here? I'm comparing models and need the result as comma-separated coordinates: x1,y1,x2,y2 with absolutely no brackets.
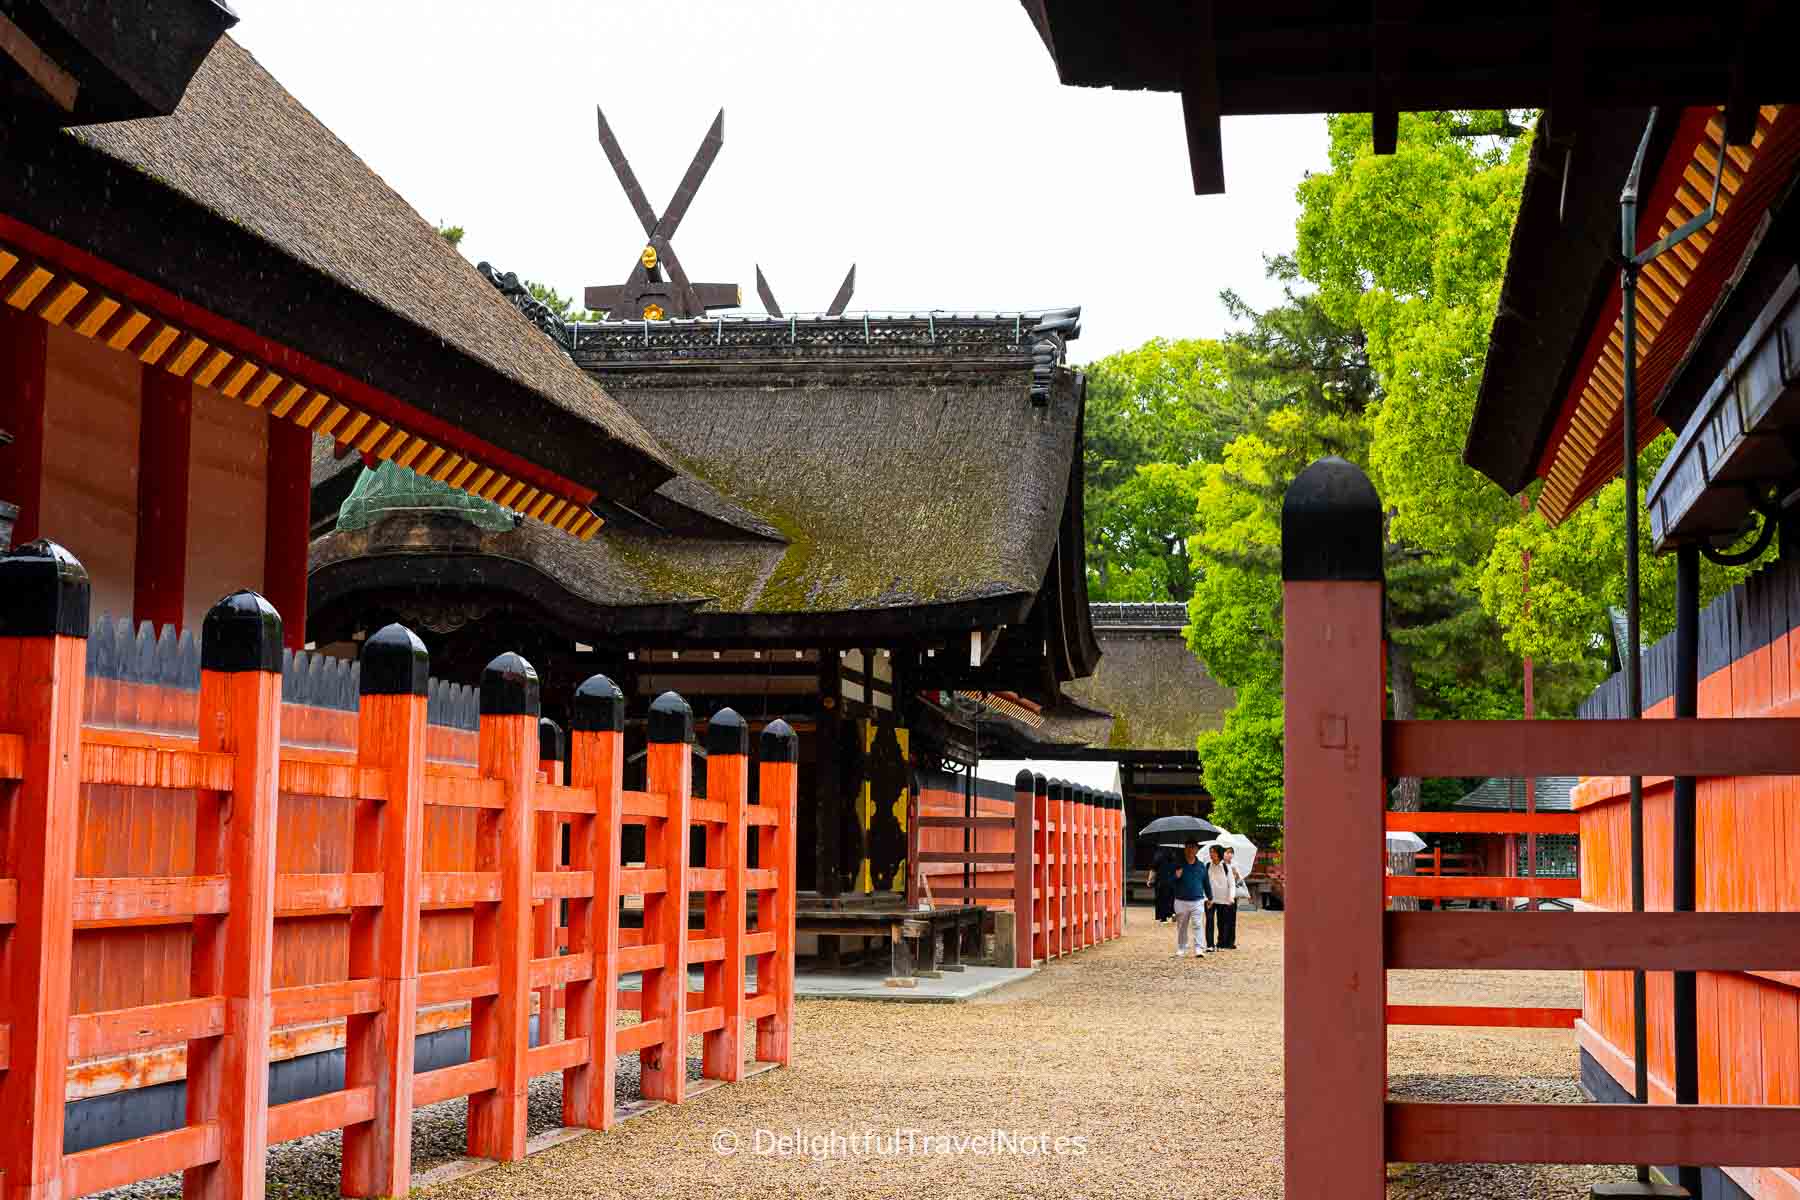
1136,814,1219,842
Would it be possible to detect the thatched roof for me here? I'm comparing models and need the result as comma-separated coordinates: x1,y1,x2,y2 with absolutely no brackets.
4,35,672,503
310,312,1093,658
1063,622,1232,751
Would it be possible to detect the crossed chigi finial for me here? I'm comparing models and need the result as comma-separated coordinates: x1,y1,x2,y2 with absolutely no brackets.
586,107,741,321
586,106,856,321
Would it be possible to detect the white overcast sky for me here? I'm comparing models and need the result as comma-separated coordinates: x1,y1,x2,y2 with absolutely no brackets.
227,1,1328,365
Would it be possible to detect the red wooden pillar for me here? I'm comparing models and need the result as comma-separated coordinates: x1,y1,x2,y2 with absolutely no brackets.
703,709,748,1081
187,590,283,1200
641,692,692,1103
1099,792,1113,941
1073,785,1088,950
533,717,565,1045
1012,770,1034,967
1281,457,1387,1200
754,720,798,1065
1081,786,1095,948
564,676,624,1129
263,418,310,651
0,541,87,1200
1032,774,1048,962
467,652,538,1162
341,624,427,1198
1057,780,1070,957
1069,781,1080,951
0,309,47,545
133,368,191,630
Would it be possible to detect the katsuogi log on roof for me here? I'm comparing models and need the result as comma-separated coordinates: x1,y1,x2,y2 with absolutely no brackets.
0,36,675,513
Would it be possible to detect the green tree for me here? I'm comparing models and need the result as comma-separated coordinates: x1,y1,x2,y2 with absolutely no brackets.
1082,339,1278,600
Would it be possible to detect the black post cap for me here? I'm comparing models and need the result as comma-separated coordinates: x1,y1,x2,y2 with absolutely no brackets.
706,706,749,756
647,690,693,744
539,717,565,763
1033,773,1048,797
1015,768,1035,792
480,651,540,717
1282,456,1384,582
571,674,625,732
201,589,282,673
359,623,428,695
0,539,89,637
760,717,799,763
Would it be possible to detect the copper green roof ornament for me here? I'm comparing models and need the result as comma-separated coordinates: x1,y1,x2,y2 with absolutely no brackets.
336,459,517,533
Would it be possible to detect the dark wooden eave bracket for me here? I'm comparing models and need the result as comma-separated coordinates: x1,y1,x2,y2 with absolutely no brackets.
0,11,77,112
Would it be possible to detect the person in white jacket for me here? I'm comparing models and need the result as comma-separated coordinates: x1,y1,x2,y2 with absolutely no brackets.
1204,844,1242,950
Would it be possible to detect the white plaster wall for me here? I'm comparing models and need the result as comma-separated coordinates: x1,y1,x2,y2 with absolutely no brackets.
40,326,139,621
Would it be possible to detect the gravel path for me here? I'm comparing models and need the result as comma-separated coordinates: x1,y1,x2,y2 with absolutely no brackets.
91,912,1627,1199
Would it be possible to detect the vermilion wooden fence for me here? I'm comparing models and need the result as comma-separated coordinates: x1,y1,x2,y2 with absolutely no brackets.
0,540,798,1200
906,773,1122,968
1281,458,1800,1198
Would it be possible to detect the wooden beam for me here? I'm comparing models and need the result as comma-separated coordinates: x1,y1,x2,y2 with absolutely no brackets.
1179,1,1226,194
1387,911,1800,971
1387,1004,1579,1029
1387,1100,1800,1165
1385,875,1581,899
0,12,78,113
1388,811,1580,835
1386,717,1800,779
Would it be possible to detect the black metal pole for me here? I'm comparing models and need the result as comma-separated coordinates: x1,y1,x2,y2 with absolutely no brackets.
1673,543,1701,1197
1620,184,1651,1188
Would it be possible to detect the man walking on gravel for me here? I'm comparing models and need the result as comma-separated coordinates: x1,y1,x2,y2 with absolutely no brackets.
1166,842,1210,957
1205,844,1240,951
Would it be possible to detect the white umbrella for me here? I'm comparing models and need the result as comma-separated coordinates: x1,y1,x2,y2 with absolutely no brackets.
1386,831,1427,854
1195,832,1258,880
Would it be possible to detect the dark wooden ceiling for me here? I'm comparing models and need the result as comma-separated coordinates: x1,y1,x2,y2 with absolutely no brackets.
1020,1,1800,192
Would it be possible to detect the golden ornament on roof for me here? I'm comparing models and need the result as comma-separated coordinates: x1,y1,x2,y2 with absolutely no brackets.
640,245,658,270
641,302,665,321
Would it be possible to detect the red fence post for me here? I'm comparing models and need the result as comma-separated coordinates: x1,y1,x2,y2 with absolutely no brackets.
0,542,86,1200
564,676,624,1129
1012,770,1034,967
1032,774,1048,963
467,652,538,1162
534,717,565,1049
341,624,428,1198
703,709,748,1082
642,692,693,1103
1058,780,1071,958
754,720,798,1065
1281,457,1387,1200
187,590,282,1200
1082,786,1096,949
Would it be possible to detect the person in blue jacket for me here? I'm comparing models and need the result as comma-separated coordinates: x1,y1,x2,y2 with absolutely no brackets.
1164,841,1211,957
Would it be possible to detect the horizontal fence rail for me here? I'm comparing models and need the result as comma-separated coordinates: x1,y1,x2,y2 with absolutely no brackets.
0,540,798,1200
1279,456,1800,1198
904,772,1123,967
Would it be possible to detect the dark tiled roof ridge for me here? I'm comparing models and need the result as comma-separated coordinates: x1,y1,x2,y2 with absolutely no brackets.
1090,601,1188,628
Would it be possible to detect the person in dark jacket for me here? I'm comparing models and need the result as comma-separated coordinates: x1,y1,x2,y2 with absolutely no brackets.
1148,845,1178,922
